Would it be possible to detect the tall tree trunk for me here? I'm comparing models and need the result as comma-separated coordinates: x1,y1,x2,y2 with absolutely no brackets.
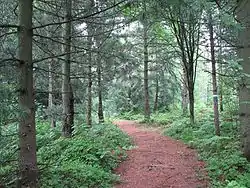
48,60,56,128
218,63,224,112
97,58,104,123
218,28,224,112
128,88,133,111
95,23,104,124
17,0,38,187
185,57,195,124
188,82,195,124
143,1,150,120
86,58,92,126
153,77,159,112
181,66,188,114
62,0,74,137
219,85,223,112
237,0,250,161
208,11,220,136
86,28,93,126
180,19,197,125
219,70,224,112
168,4,201,124
86,0,95,126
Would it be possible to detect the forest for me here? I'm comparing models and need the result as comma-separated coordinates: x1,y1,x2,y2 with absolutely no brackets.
1,0,250,187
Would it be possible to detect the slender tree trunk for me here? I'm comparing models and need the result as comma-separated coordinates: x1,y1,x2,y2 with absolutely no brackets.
86,28,93,126
188,83,195,125
153,77,159,112
218,28,224,112
95,25,104,124
181,66,188,114
86,0,95,126
219,87,223,112
48,60,56,128
128,88,133,111
237,0,250,161
86,60,92,126
186,59,195,124
218,61,224,112
169,6,200,124
181,20,196,124
62,0,74,137
97,57,104,123
208,11,220,136
143,1,150,120
17,0,38,187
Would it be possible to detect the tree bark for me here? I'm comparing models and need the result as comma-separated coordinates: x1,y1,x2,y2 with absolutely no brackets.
218,65,224,112
181,66,188,115
219,87,223,112
17,0,38,187
237,0,250,161
179,17,198,125
143,1,150,120
48,60,56,128
62,0,74,137
218,28,224,112
208,11,220,136
169,9,200,124
86,0,95,126
86,27,93,126
188,83,195,125
97,57,104,123
153,77,159,112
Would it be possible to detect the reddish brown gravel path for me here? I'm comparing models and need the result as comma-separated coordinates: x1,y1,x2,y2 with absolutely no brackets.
114,120,209,188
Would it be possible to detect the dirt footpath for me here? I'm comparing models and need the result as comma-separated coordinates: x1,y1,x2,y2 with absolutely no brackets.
114,120,209,188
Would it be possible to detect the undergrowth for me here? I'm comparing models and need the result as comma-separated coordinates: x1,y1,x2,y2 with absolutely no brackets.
117,111,144,121
0,122,133,188
162,109,250,188
117,110,184,127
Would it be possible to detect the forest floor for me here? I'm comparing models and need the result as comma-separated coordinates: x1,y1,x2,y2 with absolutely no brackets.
114,120,209,188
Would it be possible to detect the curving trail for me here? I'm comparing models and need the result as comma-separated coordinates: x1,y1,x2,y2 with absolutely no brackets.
114,120,209,188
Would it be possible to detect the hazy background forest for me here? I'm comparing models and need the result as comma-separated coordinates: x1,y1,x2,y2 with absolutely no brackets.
1,0,250,187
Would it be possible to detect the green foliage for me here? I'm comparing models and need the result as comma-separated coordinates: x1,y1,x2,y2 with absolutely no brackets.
225,180,247,188
0,122,132,187
0,82,17,128
38,122,132,188
118,111,144,121
0,123,18,186
36,121,61,149
150,110,184,126
117,109,185,127
40,163,119,188
161,109,250,187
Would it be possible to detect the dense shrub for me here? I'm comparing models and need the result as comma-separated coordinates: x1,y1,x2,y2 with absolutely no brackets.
162,109,250,188
118,111,144,121
0,123,18,186
0,122,133,188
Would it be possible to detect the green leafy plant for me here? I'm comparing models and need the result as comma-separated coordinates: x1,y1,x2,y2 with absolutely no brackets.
140,108,250,187
37,122,132,188
0,122,133,187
